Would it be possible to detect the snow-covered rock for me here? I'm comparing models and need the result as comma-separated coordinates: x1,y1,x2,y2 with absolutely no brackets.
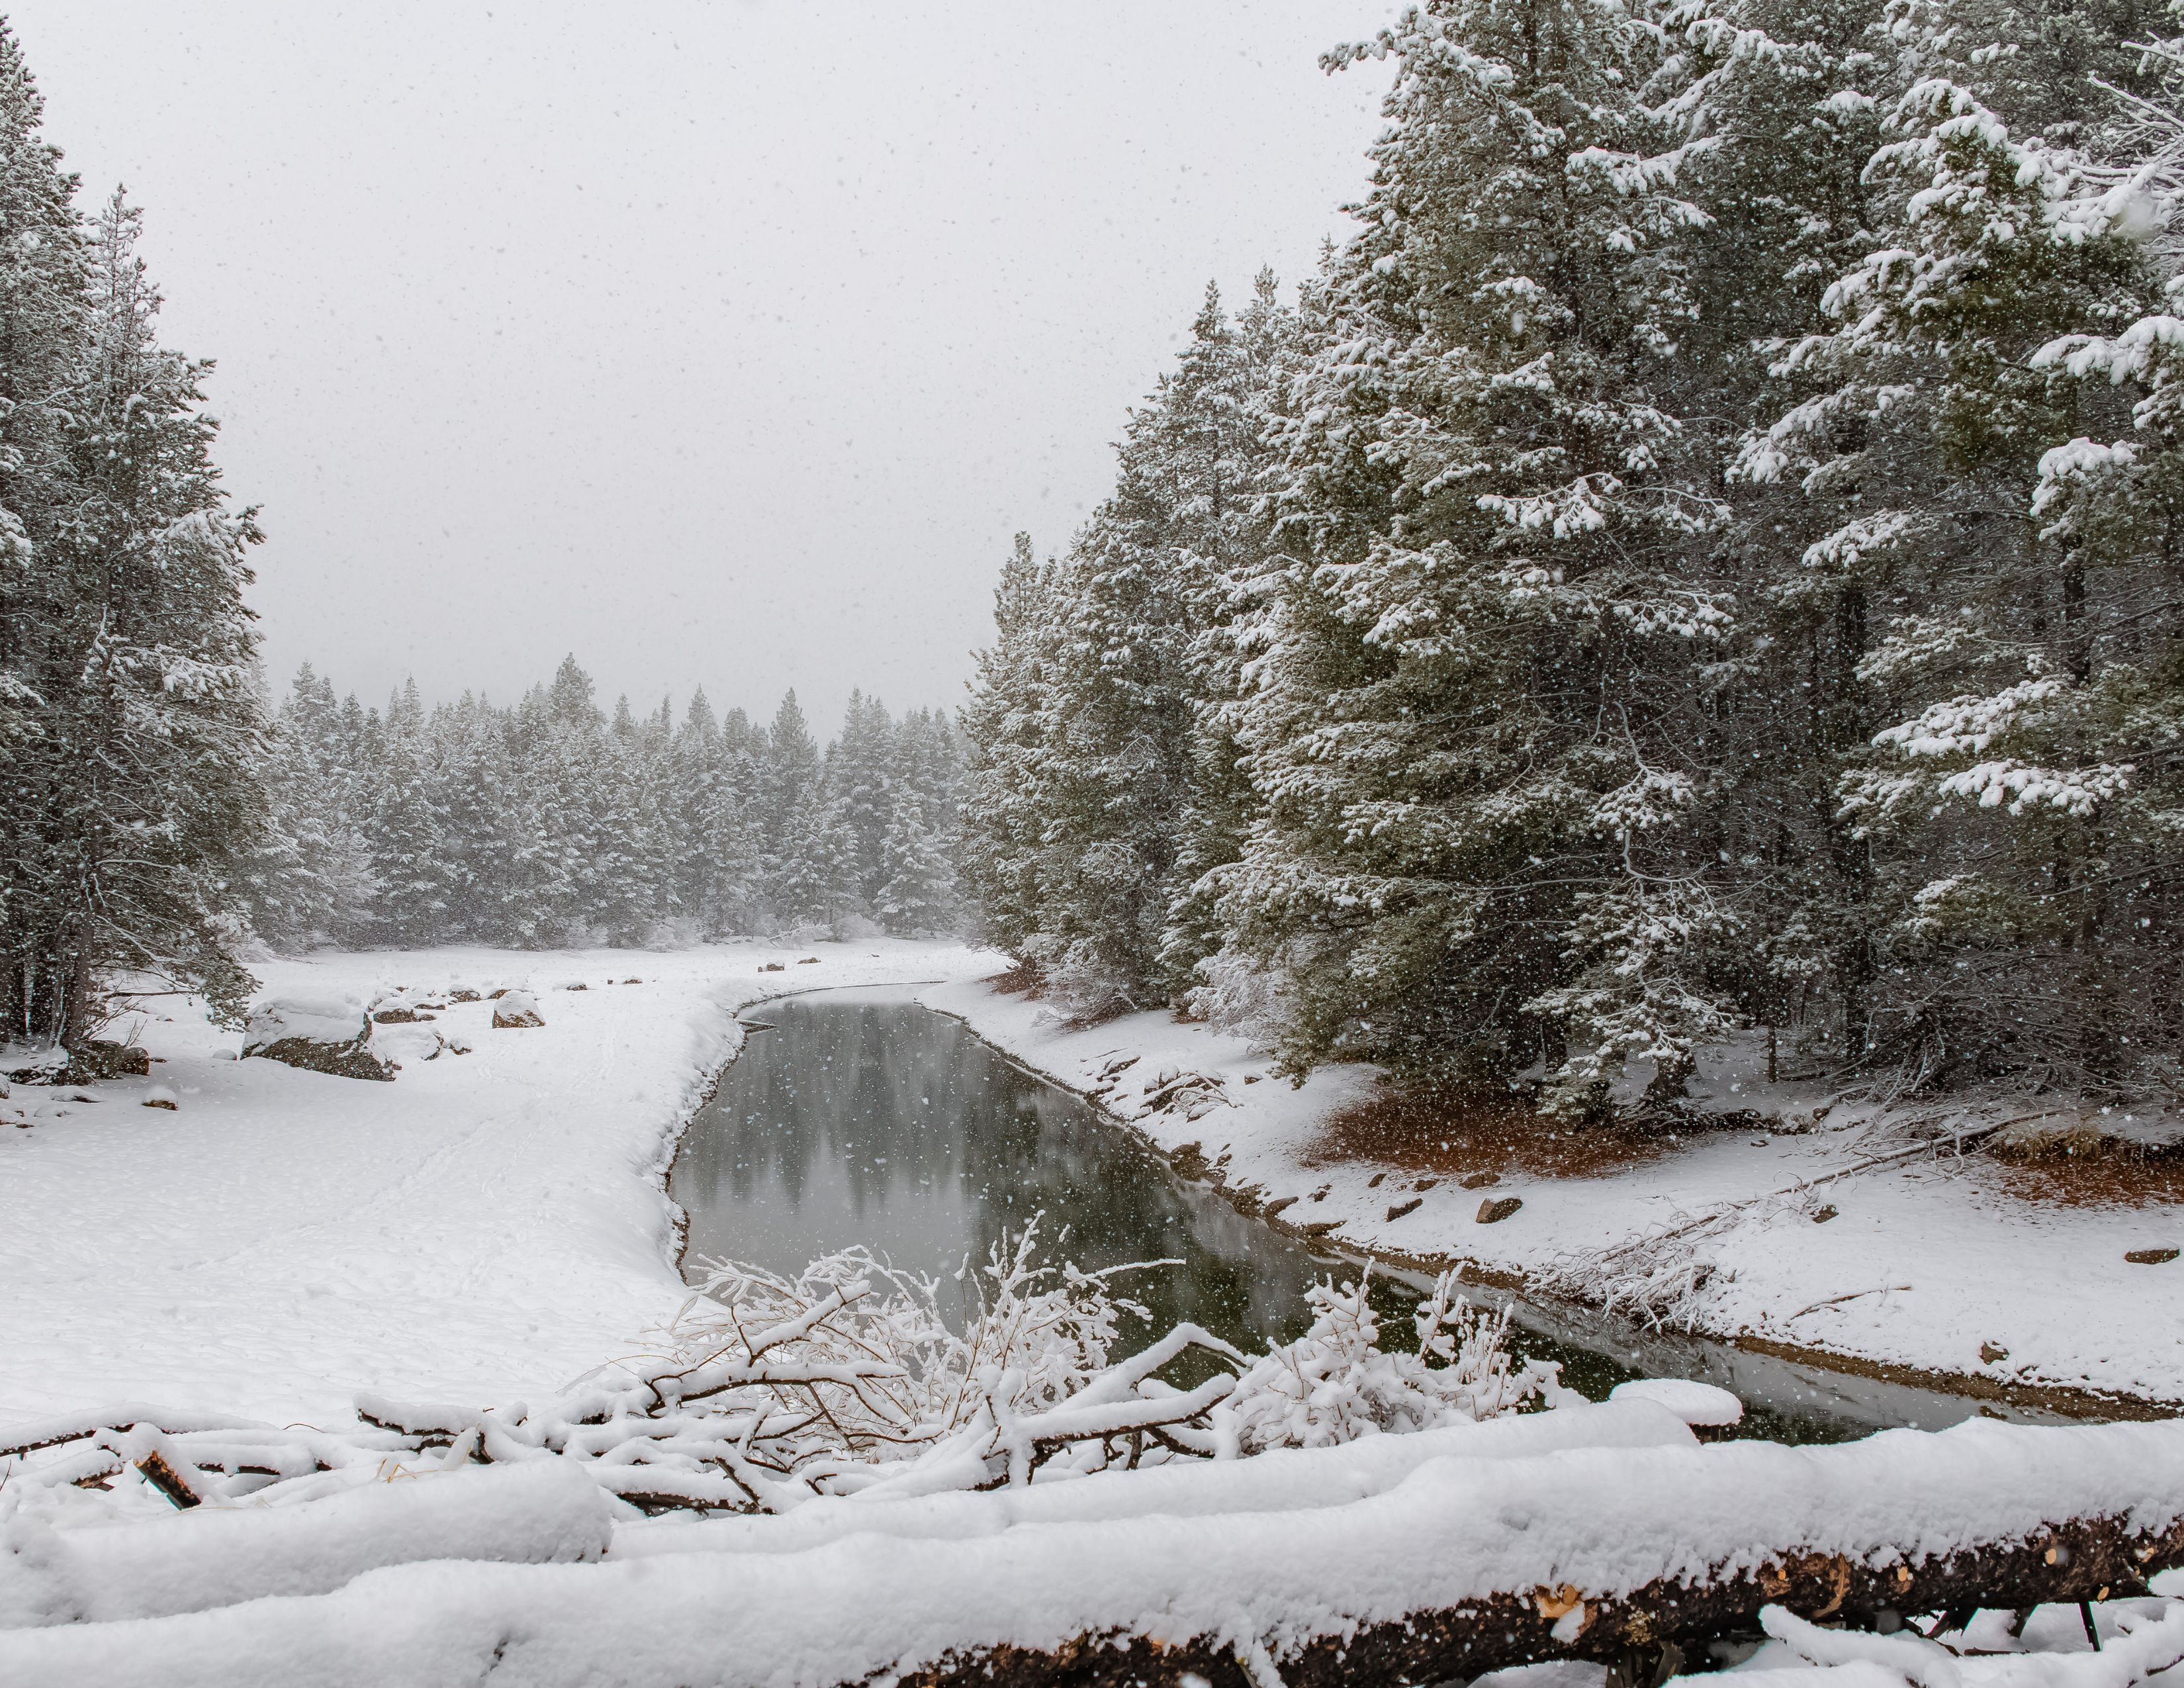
240,994,390,1082
372,1023,451,1068
492,990,544,1029
1610,1378,1745,1429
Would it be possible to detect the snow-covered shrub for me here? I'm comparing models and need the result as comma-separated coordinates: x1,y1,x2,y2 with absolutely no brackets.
641,916,709,951
1181,947,1289,1051
1025,933,1144,1026
352,1224,1567,1511
6,1228,1569,1525
625,1219,1228,1495
1220,1270,1570,1454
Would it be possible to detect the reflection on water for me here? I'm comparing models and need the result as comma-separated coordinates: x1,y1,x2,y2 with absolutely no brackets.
672,990,1336,1347
670,989,2039,1444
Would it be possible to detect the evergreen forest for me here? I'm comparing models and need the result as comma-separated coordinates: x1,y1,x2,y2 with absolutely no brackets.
960,0,2184,1116
0,15,960,1057
248,662,962,952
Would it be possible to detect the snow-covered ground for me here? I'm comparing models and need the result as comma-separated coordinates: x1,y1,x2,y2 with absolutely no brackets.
0,941,997,1425
8,945,2184,1687
923,981,2184,1411
5,941,2177,1440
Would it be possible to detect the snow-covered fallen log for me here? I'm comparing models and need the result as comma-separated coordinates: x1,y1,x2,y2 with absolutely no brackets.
5,1417,2181,1688
0,1460,610,1628
609,1395,1702,1559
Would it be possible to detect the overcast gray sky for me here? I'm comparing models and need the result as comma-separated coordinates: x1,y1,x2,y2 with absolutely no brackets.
15,2,1395,731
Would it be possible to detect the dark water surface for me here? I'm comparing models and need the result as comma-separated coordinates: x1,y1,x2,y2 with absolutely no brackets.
670,989,2052,1444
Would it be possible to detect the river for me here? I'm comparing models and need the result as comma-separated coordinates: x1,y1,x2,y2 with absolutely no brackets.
669,986,2067,1444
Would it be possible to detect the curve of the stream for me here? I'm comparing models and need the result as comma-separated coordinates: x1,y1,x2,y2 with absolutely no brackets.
668,986,2073,1444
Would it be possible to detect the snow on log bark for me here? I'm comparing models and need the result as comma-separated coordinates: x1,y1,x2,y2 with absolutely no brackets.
5,1419,2182,1688
885,1506,2184,1688
0,1461,613,1628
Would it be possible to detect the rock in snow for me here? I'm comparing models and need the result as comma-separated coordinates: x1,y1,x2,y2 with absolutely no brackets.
240,994,391,1082
492,990,545,1029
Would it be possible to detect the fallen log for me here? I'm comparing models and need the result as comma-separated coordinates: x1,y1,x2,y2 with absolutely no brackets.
6,1416,2183,1688
873,1420,2184,1688
0,1404,269,1460
891,1508,2184,1688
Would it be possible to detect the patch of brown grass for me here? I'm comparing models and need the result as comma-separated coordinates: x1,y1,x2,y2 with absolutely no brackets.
1988,1141,2184,1208
1308,1085,1691,1180
985,963,1043,997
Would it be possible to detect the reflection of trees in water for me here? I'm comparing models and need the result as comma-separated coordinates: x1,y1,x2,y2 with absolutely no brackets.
672,998,1363,1354
673,1000,1868,1435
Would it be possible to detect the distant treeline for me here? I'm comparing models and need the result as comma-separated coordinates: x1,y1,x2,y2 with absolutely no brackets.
248,659,962,951
961,0,2184,1115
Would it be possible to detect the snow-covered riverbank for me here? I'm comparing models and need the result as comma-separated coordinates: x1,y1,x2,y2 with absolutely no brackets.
8,945,2184,1688
0,941,997,1425
5,945,2179,1432
918,980,2184,1413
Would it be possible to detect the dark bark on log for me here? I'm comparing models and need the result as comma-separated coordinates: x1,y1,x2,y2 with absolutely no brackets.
134,1449,203,1509
1,1409,256,1459
893,1513,2184,1688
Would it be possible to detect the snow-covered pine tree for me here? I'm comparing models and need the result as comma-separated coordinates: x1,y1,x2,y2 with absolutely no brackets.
698,698,766,934
582,694,659,943
876,792,958,937
758,689,821,920
1011,283,1286,1015
429,691,514,941
0,36,81,871
1737,0,2160,1082
959,533,1062,959
826,688,897,906
500,661,599,945
770,792,860,935
370,681,449,948
2,185,265,1045
1163,269,1300,1004
1595,0,1894,1076
248,663,378,947
1211,0,1731,1103
895,706,962,837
